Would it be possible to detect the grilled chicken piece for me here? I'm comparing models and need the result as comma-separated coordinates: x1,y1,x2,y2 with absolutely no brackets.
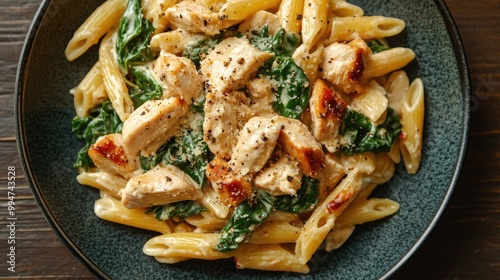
203,90,251,160
151,51,203,103
254,153,303,196
206,157,253,207
88,133,140,179
121,165,203,209
320,38,370,94
309,79,347,153
238,11,281,36
121,97,188,156
276,116,325,178
165,1,237,36
247,78,276,117
201,37,273,94
229,116,283,177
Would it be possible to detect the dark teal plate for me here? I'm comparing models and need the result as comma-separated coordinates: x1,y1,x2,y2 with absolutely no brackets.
16,0,470,279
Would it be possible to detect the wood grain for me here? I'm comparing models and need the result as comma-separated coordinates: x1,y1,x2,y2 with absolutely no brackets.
0,0,499,279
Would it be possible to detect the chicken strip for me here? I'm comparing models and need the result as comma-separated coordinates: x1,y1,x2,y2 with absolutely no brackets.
201,37,273,94
121,97,188,156
121,165,203,208
151,51,203,103
309,79,347,153
254,153,303,196
276,116,325,178
320,38,370,94
88,133,140,179
165,1,238,36
203,90,251,159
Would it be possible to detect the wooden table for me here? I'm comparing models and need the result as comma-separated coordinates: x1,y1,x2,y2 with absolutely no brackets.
1,0,498,279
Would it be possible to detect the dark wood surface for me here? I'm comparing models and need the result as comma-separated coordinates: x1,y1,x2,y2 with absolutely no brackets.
0,0,498,279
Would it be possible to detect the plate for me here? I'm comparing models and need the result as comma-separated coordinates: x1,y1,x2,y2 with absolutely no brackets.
16,0,470,279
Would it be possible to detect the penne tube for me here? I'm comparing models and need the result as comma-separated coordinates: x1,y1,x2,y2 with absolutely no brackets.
76,171,127,198
364,47,416,79
301,0,329,48
65,0,127,61
235,244,310,273
98,33,134,122
143,233,239,261
70,62,108,117
324,16,405,44
219,0,282,21
94,196,172,234
329,0,364,17
400,78,425,174
295,170,365,264
277,0,304,34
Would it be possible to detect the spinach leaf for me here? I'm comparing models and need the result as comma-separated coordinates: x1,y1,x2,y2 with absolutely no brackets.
274,176,320,214
250,26,309,119
261,56,310,119
72,101,123,169
141,128,213,187
366,39,391,54
250,26,301,57
128,66,163,107
340,107,402,155
145,200,206,221
216,191,274,252
116,0,155,73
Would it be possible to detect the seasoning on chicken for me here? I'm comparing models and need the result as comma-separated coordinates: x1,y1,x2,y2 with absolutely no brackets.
151,51,203,103
320,38,370,94
309,79,347,153
121,165,203,208
201,37,273,94
121,97,188,156
165,1,237,36
254,153,303,196
88,133,140,179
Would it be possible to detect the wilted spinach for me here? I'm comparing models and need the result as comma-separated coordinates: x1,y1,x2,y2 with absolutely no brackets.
128,66,163,107
116,0,155,73
141,128,213,187
273,176,320,214
71,101,123,169
146,200,206,221
216,191,274,252
251,26,309,119
340,108,402,155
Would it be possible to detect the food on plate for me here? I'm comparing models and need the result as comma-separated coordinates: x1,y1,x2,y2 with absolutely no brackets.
67,0,424,273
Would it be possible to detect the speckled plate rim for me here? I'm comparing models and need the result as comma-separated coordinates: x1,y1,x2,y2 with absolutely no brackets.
15,1,112,279
380,0,471,278
15,1,471,279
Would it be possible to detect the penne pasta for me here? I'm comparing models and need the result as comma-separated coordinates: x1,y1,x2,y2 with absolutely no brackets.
324,16,405,44
98,33,134,121
67,0,425,274
65,0,127,61
277,0,304,34
94,196,172,234
219,0,282,21
234,244,309,273
145,0,177,33
143,233,239,261
400,78,425,174
301,0,329,48
295,170,365,264
70,62,108,117
76,171,127,198
364,47,416,78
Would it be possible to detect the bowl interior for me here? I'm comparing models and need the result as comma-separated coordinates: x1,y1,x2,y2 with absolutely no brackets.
17,0,470,279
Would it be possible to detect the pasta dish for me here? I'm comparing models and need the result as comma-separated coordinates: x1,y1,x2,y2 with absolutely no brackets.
66,0,424,273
